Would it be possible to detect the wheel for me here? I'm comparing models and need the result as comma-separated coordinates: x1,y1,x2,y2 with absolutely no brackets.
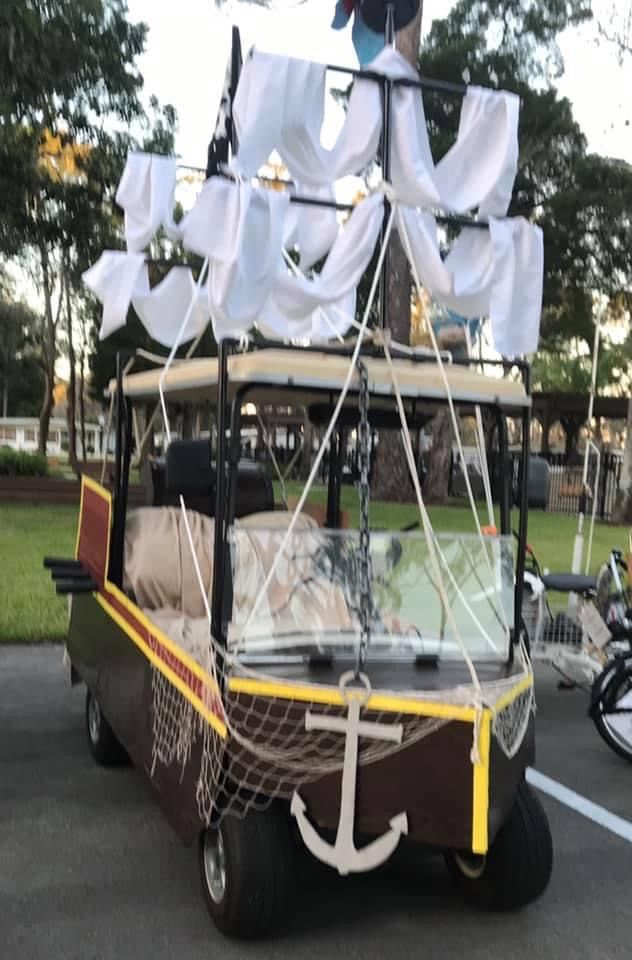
590,655,632,762
445,779,553,910
199,804,296,939
85,688,128,766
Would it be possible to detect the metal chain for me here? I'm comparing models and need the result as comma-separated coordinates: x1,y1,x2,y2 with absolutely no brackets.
356,359,372,676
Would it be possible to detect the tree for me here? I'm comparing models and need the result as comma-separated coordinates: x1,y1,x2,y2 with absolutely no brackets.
0,2,177,459
0,295,42,418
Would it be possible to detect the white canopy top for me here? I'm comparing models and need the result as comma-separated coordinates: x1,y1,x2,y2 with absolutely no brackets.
108,348,529,410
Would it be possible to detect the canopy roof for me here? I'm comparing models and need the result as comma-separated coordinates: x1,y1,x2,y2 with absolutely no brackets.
108,348,530,410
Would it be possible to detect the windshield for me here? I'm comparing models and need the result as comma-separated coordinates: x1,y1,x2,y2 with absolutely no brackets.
228,528,514,663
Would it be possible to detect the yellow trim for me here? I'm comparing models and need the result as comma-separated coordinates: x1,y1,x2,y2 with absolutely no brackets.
471,710,491,854
229,676,478,722
96,591,227,739
228,672,532,724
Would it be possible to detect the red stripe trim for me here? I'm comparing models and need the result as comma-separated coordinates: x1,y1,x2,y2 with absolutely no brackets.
101,585,225,723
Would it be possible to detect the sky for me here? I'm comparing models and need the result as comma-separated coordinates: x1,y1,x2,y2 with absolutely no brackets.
126,0,632,171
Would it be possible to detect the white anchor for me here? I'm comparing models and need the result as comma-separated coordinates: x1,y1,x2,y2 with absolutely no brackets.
291,671,408,876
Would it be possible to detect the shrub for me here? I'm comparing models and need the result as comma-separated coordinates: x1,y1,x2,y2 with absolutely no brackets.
0,448,49,477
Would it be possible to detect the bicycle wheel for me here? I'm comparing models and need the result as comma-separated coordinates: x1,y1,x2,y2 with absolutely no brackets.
590,654,632,762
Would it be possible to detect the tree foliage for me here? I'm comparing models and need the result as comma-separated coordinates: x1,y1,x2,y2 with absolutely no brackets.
420,0,632,359
0,1,178,455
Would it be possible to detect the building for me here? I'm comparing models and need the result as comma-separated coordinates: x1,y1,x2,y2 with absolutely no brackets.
0,417,103,457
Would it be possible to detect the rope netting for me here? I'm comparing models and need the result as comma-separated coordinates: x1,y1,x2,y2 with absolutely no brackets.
148,647,532,824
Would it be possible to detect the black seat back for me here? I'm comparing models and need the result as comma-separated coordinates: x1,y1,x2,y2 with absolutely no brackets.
159,439,273,518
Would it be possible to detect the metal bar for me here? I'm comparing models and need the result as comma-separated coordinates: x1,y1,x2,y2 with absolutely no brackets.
211,341,230,652
214,170,488,226
325,65,467,98
56,579,98,596
515,366,532,650
43,557,83,570
108,353,125,586
497,414,511,536
326,429,344,529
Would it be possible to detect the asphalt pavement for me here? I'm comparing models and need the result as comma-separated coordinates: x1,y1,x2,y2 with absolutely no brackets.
1,645,631,960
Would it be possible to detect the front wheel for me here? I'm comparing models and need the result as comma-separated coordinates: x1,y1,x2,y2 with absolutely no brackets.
199,804,296,939
85,689,128,767
590,655,632,762
446,779,553,910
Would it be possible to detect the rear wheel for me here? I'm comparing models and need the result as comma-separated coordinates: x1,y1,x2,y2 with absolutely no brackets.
199,804,295,939
85,689,128,766
446,779,552,910
590,655,632,762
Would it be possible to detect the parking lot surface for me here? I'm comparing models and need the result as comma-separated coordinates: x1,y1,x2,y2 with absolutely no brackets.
1,645,630,960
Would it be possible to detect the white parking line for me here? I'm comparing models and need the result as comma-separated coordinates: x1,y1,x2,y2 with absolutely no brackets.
527,768,632,844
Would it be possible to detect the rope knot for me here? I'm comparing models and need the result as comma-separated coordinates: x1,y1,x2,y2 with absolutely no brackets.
371,180,397,204
370,327,392,349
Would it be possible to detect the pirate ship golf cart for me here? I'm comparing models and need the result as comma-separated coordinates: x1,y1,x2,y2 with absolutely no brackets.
44,10,552,939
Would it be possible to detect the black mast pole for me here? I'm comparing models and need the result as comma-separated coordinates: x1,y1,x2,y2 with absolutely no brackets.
378,3,396,331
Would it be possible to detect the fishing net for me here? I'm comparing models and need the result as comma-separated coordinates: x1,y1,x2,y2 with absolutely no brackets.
145,527,533,825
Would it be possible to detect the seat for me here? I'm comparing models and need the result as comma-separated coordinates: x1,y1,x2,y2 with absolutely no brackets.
154,439,273,518
540,572,597,595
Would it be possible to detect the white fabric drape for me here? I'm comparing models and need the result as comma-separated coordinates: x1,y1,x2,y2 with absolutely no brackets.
398,206,543,356
232,49,382,184
116,153,180,252
82,251,148,340
132,267,210,348
283,184,340,270
259,192,384,341
83,253,211,347
366,47,519,216
181,176,290,341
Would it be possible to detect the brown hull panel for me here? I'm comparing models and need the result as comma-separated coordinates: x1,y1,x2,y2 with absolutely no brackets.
68,593,532,853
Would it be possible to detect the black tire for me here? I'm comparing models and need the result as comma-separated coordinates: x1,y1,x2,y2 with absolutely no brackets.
85,688,129,767
199,804,295,939
445,779,553,910
590,655,632,762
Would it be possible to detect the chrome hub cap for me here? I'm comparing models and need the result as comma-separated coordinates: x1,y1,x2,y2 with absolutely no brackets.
88,695,101,744
203,829,226,904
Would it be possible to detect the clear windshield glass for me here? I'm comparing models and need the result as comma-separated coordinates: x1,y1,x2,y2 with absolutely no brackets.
228,528,514,663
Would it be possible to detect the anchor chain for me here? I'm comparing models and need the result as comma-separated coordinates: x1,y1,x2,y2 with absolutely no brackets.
356,359,372,677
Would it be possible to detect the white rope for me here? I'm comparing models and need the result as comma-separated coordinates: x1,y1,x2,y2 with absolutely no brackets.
236,206,397,646
464,323,495,529
380,333,486,763
396,208,509,631
256,410,290,507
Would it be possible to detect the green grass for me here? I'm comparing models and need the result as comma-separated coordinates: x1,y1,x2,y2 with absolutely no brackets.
1,493,629,643
1,504,77,643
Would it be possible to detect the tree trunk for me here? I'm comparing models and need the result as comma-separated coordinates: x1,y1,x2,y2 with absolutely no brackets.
37,244,63,457
65,265,80,477
300,409,313,480
2,342,9,418
614,397,632,523
79,344,87,461
372,6,423,503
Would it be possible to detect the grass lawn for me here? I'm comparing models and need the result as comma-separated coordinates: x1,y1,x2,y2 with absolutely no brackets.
1,492,629,643
1,504,77,644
